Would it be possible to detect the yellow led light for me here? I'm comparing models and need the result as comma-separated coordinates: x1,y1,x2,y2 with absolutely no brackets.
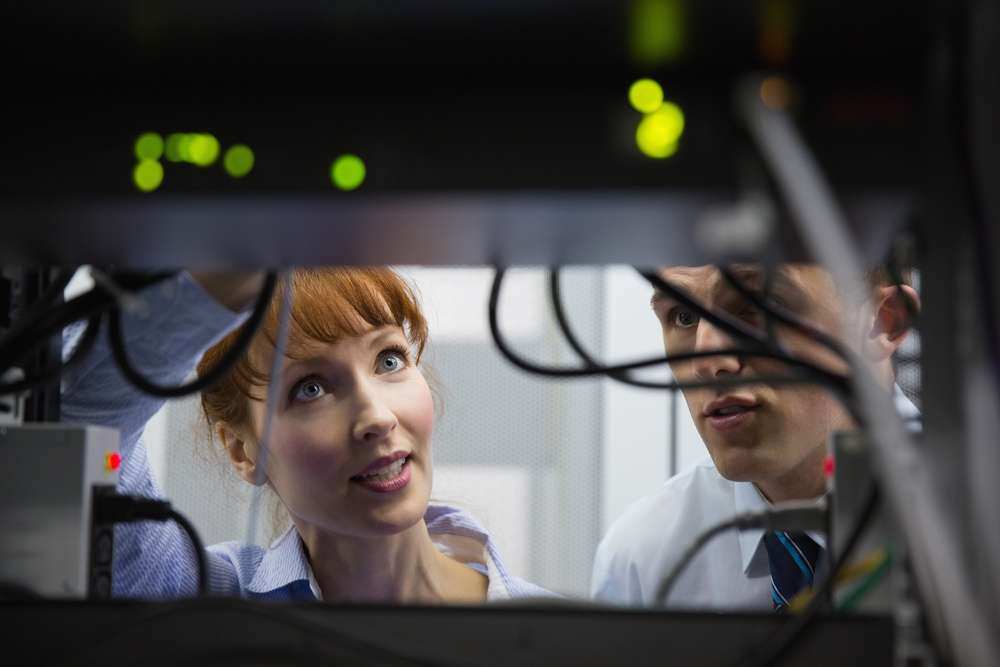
223,144,255,178
330,154,366,191
635,101,685,158
628,79,664,114
133,159,164,192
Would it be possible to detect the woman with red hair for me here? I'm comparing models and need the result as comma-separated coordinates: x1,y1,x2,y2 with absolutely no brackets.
62,268,548,602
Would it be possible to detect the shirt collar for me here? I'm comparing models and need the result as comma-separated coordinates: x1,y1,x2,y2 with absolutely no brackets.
244,504,496,601
893,384,921,431
734,481,771,576
735,385,915,576
246,525,315,599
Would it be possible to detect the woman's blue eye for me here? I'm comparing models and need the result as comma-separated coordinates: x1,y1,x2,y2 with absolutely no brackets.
671,308,699,329
292,379,326,403
377,350,407,374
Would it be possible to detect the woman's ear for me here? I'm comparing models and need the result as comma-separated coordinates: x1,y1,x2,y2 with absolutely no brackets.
864,284,921,363
215,422,264,486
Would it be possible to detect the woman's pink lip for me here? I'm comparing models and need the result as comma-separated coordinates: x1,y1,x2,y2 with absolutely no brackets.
354,459,412,493
354,450,409,477
705,407,758,432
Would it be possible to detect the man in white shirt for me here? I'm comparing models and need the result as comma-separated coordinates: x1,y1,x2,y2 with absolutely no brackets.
591,264,919,609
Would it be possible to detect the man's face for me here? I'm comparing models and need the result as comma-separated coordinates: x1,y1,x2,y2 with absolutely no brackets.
653,265,856,501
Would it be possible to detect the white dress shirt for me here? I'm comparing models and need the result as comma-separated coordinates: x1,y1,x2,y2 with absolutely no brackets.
591,387,919,609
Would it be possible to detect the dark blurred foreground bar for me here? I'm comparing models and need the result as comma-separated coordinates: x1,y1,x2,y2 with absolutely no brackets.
0,600,892,666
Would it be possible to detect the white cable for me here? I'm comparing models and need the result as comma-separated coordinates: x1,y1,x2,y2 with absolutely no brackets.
737,76,991,666
245,270,293,547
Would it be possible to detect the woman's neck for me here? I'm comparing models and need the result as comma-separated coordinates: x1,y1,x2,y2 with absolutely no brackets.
295,518,487,604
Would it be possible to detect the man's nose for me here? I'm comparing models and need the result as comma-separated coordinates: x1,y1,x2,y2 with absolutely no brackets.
351,383,398,444
690,320,743,380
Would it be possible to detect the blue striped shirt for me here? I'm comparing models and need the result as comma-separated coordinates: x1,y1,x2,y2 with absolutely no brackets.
61,272,549,601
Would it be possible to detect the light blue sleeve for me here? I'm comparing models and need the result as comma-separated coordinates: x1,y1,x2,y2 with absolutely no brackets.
60,272,248,597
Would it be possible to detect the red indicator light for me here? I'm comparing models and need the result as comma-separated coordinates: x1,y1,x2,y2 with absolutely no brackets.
822,454,835,479
105,452,122,472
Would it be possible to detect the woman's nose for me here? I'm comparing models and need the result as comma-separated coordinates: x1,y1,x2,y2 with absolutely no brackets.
690,320,743,380
351,383,398,444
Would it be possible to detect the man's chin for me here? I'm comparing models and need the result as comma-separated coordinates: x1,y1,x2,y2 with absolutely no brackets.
707,447,770,483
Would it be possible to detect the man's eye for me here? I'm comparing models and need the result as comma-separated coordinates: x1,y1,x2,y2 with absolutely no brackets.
376,349,408,374
670,308,699,329
291,379,327,403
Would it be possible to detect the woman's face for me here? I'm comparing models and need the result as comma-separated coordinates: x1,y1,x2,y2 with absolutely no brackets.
247,325,435,538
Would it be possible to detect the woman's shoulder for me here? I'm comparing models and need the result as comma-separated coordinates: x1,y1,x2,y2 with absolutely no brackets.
424,503,559,601
205,539,268,594
206,525,318,599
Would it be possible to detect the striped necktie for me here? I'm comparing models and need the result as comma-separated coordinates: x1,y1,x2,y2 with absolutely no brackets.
764,530,824,611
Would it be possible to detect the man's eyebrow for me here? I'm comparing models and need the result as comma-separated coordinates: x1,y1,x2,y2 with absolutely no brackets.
727,266,806,300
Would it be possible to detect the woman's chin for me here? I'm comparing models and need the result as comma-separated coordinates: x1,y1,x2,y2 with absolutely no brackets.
362,503,427,536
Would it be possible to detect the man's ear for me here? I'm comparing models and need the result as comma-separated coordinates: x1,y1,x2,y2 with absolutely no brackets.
215,422,264,486
863,284,921,363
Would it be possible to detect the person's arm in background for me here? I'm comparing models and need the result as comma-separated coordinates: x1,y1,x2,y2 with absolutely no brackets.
60,271,264,597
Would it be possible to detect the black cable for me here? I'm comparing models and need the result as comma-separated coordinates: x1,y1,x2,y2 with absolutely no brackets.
0,313,101,396
736,483,881,667
95,494,209,597
637,267,876,424
167,508,210,597
107,273,277,398
0,288,112,372
761,266,781,349
494,268,854,405
0,581,41,600
11,269,74,330
637,268,772,350
717,267,853,365
0,271,174,374
656,501,828,605
549,267,666,389
550,266,852,398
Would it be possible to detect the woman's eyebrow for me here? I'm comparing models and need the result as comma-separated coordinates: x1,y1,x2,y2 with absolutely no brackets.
367,327,406,348
281,355,328,380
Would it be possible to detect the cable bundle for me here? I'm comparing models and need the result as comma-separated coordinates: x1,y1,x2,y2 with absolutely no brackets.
0,270,276,399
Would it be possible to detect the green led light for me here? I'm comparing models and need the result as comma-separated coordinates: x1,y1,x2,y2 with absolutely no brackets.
330,154,366,191
636,101,685,158
164,133,185,162
177,133,196,162
629,0,685,66
628,79,664,114
134,132,164,161
188,134,220,166
223,144,255,178
133,159,164,192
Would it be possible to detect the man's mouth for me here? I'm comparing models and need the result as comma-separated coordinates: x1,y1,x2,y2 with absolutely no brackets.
703,396,759,417
703,396,760,431
707,405,755,417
